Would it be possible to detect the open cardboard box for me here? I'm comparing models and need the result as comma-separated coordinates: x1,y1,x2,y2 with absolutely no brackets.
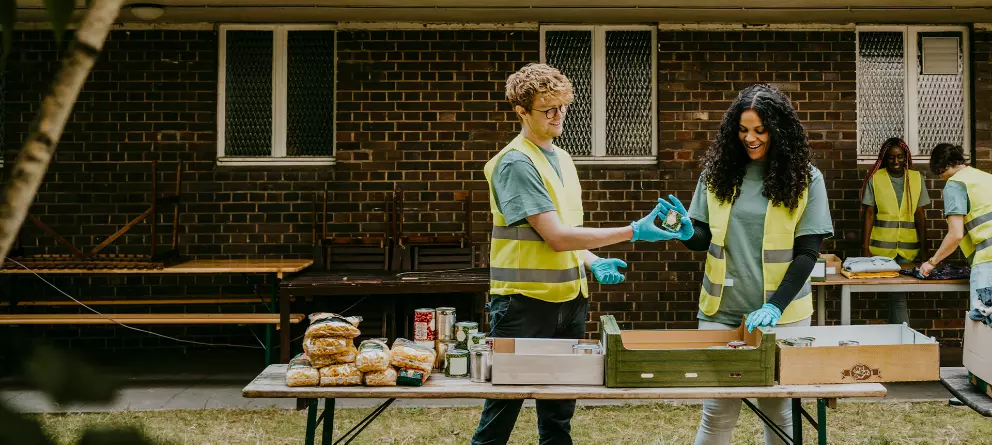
819,253,842,276
491,338,604,385
601,315,776,387
964,319,992,385
773,324,939,385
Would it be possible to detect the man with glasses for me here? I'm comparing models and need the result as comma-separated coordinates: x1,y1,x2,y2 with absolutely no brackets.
472,63,691,445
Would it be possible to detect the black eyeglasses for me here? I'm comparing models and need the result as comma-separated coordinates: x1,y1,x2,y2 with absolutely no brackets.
532,104,569,119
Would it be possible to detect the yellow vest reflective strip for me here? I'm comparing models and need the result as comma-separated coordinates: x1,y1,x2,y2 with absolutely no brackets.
869,169,921,260
949,167,992,266
483,135,589,303
699,181,814,325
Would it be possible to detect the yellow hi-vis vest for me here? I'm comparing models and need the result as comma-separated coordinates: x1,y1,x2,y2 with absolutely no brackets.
869,169,922,260
948,167,992,267
482,135,589,303
699,185,813,325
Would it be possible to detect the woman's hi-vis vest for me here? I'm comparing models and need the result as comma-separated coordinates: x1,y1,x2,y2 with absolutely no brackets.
699,185,813,325
482,135,589,303
948,167,992,267
869,169,922,260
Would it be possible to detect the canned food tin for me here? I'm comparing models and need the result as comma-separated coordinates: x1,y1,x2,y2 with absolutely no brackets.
838,340,860,346
445,348,470,377
413,308,436,342
435,307,457,341
662,208,683,231
455,321,479,349
727,340,748,349
469,344,492,383
468,332,487,348
435,339,455,371
572,343,602,354
779,336,815,347
737,346,757,350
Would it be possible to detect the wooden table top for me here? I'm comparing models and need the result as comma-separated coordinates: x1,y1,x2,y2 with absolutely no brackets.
281,267,490,296
0,259,313,275
940,367,992,417
243,365,887,400
812,273,968,286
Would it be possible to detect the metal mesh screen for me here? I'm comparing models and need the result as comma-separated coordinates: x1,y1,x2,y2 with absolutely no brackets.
916,32,965,156
857,31,905,158
225,30,273,157
1,70,5,166
545,30,593,156
287,30,335,157
605,30,653,156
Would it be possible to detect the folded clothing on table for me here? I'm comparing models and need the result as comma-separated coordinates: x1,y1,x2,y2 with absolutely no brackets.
971,287,992,326
843,256,902,273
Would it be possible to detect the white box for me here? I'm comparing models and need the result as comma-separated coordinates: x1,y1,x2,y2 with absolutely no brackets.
491,338,604,385
964,319,992,384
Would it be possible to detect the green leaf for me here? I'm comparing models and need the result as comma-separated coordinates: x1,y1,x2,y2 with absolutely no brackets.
23,344,119,405
0,0,15,69
43,0,75,45
78,426,159,445
0,400,55,445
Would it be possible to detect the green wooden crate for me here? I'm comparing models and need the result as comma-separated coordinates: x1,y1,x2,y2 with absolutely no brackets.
601,315,776,388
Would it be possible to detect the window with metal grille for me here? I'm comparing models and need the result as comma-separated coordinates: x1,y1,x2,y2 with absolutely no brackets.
856,26,970,163
218,25,336,166
540,26,657,165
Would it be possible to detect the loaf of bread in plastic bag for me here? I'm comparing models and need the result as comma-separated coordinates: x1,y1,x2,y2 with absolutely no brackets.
355,339,391,372
286,353,320,387
305,313,362,339
310,343,358,368
304,336,352,356
389,338,436,373
363,367,398,386
318,363,361,386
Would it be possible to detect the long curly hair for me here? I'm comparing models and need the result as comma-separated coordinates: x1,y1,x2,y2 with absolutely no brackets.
700,84,813,211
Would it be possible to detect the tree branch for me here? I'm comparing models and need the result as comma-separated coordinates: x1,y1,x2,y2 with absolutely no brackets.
0,0,124,263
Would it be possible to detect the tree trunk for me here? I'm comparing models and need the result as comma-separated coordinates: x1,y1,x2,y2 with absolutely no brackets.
0,0,124,264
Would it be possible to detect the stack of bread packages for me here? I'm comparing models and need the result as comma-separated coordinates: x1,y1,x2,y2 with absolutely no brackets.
289,313,363,387
389,338,437,387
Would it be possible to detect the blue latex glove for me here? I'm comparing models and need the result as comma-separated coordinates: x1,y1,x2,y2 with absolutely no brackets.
655,194,695,241
590,258,627,284
630,204,680,242
745,303,783,333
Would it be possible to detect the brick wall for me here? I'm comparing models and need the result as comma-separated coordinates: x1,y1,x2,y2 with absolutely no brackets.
1,27,985,355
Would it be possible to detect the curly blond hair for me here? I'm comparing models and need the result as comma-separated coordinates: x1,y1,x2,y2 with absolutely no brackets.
505,63,574,111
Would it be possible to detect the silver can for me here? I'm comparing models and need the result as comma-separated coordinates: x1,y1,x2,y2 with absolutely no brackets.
572,343,602,354
469,344,492,383
436,307,457,341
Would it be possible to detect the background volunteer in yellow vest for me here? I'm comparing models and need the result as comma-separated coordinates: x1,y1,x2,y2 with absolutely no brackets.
472,63,692,445
859,137,931,324
675,84,834,445
920,144,992,323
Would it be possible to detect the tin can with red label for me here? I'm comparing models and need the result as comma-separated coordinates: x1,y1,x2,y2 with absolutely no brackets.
414,308,436,341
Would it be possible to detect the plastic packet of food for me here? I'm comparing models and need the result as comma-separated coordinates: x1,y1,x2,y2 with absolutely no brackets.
390,338,436,373
305,315,362,339
286,353,319,387
309,312,363,326
310,343,358,368
303,336,352,356
396,368,429,386
319,363,361,386
364,367,398,386
355,339,391,373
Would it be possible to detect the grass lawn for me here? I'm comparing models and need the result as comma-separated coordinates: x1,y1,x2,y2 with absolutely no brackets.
34,401,992,444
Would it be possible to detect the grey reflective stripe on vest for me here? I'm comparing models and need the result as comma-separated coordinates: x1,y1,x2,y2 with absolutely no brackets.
976,238,992,254
702,274,722,297
765,281,813,300
870,240,920,250
708,243,725,259
965,211,992,233
491,226,544,241
763,249,794,263
490,266,585,284
874,220,916,229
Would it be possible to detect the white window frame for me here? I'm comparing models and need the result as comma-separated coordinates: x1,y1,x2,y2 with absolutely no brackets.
217,24,337,166
539,25,658,165
856,24,971,164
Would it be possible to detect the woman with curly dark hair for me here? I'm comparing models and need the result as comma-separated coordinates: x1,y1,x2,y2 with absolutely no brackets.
667,84,834,444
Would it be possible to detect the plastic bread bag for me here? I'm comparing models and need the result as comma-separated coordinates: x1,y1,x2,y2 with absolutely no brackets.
305,314,362,339
363,367,398,387
319,363,362,386
303,336,352,356
285,353,319,387
355,339,391,373
310,343,358,368
390,338,436,373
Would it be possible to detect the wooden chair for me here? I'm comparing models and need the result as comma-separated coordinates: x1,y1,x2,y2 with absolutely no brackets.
312,188,394,271
392,188,476,271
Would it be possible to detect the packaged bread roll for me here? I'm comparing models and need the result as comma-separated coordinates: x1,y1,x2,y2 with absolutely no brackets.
305,314,362,339
304,336,352,356
319,363,362,386
310,343,358,368
364,367,398,386
355,339,391,373
285,353,320,387
390,338,436,373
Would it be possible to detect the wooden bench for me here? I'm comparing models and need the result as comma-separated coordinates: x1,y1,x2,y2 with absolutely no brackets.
0,313,304,327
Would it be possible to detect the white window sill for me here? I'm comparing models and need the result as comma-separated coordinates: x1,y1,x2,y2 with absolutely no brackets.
572,156,657,166
216,156,336,167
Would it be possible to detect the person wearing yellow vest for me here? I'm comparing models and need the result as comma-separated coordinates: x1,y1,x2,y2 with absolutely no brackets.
674,84,834,445
472,63,691,445
920,144,992,323
859,137,931,323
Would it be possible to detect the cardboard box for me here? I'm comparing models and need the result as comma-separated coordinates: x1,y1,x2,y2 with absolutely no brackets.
774,324,939,385
811,258,827,282
491,338,604,385
964,319,992,385
819,253,842,276
600,315,776,388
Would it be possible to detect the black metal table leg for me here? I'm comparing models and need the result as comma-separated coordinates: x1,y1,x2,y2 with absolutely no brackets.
265,272,278,365
792,398,804,445
305,399,319,445
741,398,793,444
817,399,828,445
322,398,335,445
